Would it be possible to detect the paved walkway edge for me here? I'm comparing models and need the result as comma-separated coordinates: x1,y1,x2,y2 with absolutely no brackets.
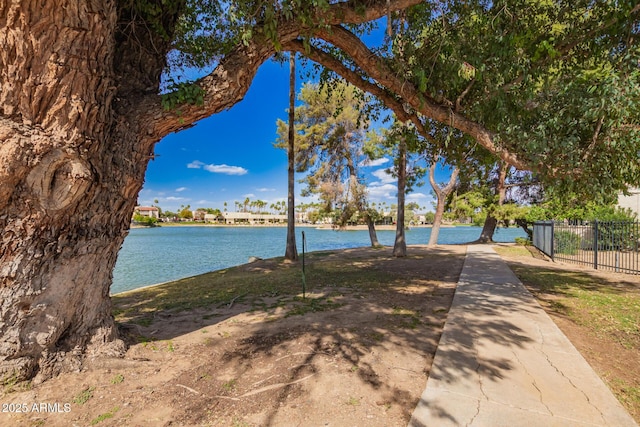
408,245,637,427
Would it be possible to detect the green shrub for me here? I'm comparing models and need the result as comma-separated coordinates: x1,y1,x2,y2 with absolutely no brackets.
555,230,580,255
133,214,158,227
595,221,639,251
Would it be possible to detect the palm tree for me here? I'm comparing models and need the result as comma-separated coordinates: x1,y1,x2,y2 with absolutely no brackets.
285,52,298,261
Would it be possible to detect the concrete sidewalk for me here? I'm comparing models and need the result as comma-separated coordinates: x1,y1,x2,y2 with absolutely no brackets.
409,245,637,427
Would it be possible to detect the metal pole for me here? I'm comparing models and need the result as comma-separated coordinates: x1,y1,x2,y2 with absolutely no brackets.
594,220,598,270
551,221,555,261
301,231,306,299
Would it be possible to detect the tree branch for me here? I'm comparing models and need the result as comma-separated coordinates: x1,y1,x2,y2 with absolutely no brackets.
283,39,435,143
582,115,604,162
429,157,459,197
137,0,423,142
455,79,475,112
314,25,530,170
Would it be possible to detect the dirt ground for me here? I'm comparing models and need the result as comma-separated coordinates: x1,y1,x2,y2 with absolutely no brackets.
3,244,638,426
1,246,467,427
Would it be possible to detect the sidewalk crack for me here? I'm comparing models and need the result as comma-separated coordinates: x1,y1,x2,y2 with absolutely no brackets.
511,347,554,416
536,323,608,424
467,319,487,426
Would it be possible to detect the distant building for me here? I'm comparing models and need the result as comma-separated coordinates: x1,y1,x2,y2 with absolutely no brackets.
204,213,222,223
618,187,640,218
192,210,206,221
134,206,159,219
222,212,287,225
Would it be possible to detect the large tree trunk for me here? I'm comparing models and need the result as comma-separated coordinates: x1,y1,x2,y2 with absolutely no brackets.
364,213,381,247
0,1,162,382
477,215,499,243
393,137,407,257
476,163,508,243
285,53,298,261
515,218,534,240
0,0,422,383
428,161,459,246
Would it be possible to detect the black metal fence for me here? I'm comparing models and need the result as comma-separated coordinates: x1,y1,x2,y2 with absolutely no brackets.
533,220,640,275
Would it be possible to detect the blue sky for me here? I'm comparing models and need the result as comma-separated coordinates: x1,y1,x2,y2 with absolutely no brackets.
137,58,450,214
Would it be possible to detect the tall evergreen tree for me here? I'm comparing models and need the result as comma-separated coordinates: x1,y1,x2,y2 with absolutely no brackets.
276,82,381,246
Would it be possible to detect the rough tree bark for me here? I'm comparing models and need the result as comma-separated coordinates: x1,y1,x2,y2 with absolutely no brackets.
0,0,421,383
364,212,381,247
0,0,168,382
393,137,407,257
476,162,508,243
428,160,459,246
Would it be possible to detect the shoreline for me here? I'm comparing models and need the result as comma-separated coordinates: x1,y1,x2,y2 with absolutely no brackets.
132,223,457,231
110,242,474,296
116,225,523,295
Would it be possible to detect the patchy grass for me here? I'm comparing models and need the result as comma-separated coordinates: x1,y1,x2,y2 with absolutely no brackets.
222,379,237,392
346,396,361,406
112,249,406,326
612,378,640,409
110,374,124,385
90,407,119,425
1,371,32,394
285,296,345,317
493,245,532,258
509,266,640,350
3,246,467,427
391,306,422,329
73,386,95,405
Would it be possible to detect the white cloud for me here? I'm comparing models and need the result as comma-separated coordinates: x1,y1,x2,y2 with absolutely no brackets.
407,192,429,200
175,187,188,192
407,193,435,210
371,168,396,184
166,196,187,201
188,161,248,176
367,183,396,199
187,160,204,169
204,164,248,175
242,193,256,198
359,157,389,167
257,187,276,192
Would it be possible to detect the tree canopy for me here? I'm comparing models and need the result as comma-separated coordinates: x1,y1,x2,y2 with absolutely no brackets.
289,0,639,198
152,0,638,199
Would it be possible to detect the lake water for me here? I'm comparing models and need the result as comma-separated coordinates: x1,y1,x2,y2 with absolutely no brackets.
111,225,526,294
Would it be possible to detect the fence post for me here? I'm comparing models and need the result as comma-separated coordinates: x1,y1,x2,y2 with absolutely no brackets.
551,221,555,261
593,220,598,270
